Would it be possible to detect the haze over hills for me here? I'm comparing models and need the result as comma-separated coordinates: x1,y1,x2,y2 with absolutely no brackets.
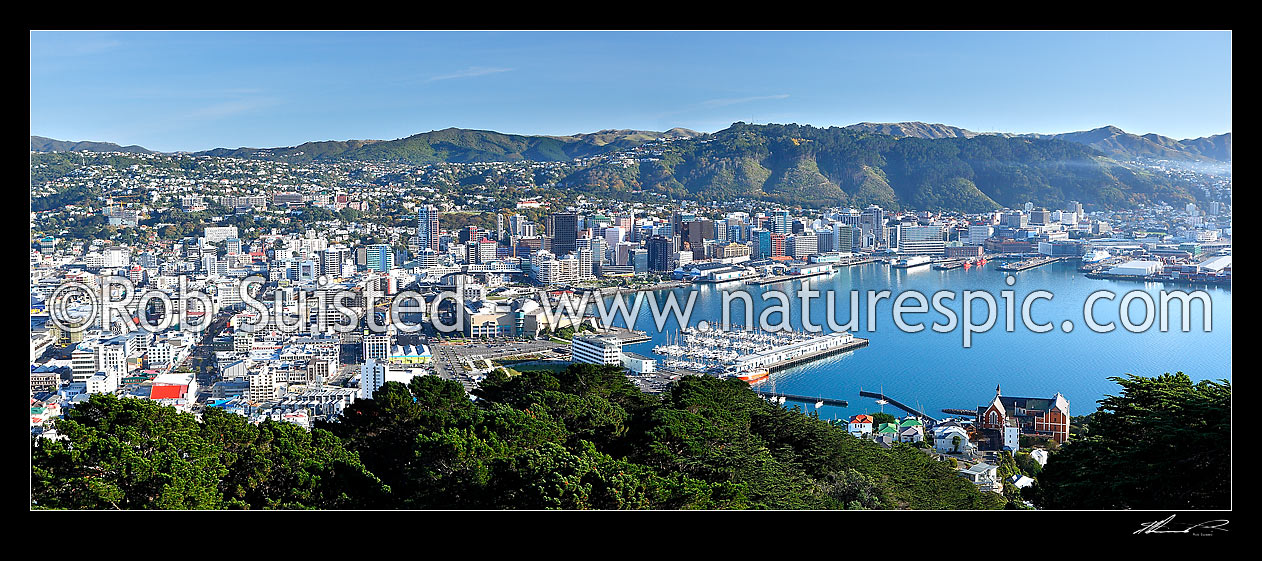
844,122,1231,163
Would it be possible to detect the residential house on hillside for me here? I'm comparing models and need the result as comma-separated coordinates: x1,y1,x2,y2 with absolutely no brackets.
898,417,925,443
847,414,873,438
959,462,1002,494
934,425,973,454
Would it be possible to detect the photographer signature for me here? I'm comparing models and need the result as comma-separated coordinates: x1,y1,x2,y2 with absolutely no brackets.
1135,514,1229,535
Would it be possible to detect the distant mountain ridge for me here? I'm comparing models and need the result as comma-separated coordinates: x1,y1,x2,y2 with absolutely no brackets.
33,122,1228,164
190,127,703,164
30,136,155,155
844,122,981,139
843,122,1231,163
558,122,1212,211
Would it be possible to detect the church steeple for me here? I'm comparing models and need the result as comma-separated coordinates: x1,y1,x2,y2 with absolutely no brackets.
996,383,1001,396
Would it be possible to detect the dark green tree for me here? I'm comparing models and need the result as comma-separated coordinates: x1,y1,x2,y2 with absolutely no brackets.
1030,373,1230,509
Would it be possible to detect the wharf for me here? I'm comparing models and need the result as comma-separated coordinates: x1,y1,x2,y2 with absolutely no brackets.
748,274,800,286
1085,272,1231,286
941,408,978,417
753,390,848,407
764,336,868,373
1079,256,1127,273
592,325,652,344
858,390,937,422
837,256,884,266
933,259,967,270
997,256,1067,272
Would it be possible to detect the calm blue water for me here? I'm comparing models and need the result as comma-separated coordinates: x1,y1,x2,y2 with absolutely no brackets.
603,261,1231,420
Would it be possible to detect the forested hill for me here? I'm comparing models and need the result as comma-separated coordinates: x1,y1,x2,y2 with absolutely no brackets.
31,364,1008,510
195,127,701,164
30,136,155,155
559,122,1199,211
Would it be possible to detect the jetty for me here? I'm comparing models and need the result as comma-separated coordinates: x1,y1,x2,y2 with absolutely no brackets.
747,274,796,286
837,255,883,267
997,256,1066,272
753,390,848,407
941,408,978,417
761,336,868,372
747,268,834,285
858,390,937,422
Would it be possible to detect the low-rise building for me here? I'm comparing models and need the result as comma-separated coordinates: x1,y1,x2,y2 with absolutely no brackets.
571,335,623,366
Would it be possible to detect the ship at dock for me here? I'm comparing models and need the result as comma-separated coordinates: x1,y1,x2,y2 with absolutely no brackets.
892,255,932,269
1082,249,1112,264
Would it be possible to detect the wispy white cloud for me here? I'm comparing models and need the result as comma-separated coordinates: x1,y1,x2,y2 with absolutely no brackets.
426,66,513,82
701,94,790,107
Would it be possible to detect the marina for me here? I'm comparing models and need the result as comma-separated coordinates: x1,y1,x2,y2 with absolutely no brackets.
752,390,849,408
652,325,868,383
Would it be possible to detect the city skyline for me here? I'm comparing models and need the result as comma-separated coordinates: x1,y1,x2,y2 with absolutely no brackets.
31,30,1231,152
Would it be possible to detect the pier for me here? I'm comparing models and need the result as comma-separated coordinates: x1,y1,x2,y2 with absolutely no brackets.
1079,256,1127,273
997,256,1066,272
932,259,967,270
858,390,937,422
753,390,848,407
747,274,796,286
941,408,978,417
747,268,834,285
763,336,868,372
592,325,652,344
837,256,884,266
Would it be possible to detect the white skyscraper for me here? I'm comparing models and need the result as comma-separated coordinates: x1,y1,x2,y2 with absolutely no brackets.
359,359,389,400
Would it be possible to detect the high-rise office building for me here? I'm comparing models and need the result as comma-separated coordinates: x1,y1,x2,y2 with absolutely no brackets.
647,235,673,272
365,244,394,272
549,212,579,256
862,205,886,245
416,205,440,252
772,209,791,235
682,219,715,261
898,224,946,256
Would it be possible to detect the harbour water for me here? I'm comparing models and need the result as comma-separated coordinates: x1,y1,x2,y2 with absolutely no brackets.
603,261,1232,421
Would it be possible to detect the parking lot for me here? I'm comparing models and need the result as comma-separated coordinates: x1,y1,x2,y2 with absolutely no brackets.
429,338,569,388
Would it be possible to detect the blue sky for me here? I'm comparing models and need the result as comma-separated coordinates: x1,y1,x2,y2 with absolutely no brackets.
30,30,1231,153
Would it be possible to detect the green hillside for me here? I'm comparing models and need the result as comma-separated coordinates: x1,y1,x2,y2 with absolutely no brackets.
559,122,1200,210
196,128,699,164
